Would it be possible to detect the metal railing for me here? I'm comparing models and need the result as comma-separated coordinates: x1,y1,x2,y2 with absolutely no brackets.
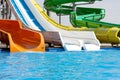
0,0,11,19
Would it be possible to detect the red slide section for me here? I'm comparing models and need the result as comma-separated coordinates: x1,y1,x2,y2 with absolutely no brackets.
0,20,45,53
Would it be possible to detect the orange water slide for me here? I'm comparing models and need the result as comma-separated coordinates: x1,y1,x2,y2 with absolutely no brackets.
0,20,45,52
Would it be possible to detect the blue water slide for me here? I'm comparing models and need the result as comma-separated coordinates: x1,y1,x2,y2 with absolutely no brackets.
10,0,45,31
10,0,28,25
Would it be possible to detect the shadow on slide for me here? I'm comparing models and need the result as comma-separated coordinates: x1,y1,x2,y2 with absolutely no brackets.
0,20,45,53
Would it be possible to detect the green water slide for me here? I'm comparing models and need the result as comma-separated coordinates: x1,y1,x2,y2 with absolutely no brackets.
70,7,120,28
44,0,97,15
44,0,120,28
70,7,106,27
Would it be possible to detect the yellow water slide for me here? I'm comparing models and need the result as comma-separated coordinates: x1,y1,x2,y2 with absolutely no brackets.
0,20,45,52
84,27,120,44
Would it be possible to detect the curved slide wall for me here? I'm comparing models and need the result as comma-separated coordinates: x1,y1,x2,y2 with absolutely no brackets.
70,7,120,28
44,0,97,14
0,20,45,52
8,0,100,51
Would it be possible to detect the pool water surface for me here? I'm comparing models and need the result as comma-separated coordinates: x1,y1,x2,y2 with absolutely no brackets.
0,49,120,80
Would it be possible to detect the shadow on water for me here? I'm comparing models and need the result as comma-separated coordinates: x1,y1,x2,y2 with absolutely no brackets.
0,48,10,54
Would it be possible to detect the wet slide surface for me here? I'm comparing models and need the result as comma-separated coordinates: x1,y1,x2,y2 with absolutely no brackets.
0,20,45,52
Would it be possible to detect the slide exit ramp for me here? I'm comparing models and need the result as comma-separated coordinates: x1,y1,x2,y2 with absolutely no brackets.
8,0,101,51
0,20,45,53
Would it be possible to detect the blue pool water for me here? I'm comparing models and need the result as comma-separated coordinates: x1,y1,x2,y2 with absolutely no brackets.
0,48,120,80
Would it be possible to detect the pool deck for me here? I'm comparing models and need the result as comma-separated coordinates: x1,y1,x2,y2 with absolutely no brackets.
101,43,120,48
0,42,119,50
